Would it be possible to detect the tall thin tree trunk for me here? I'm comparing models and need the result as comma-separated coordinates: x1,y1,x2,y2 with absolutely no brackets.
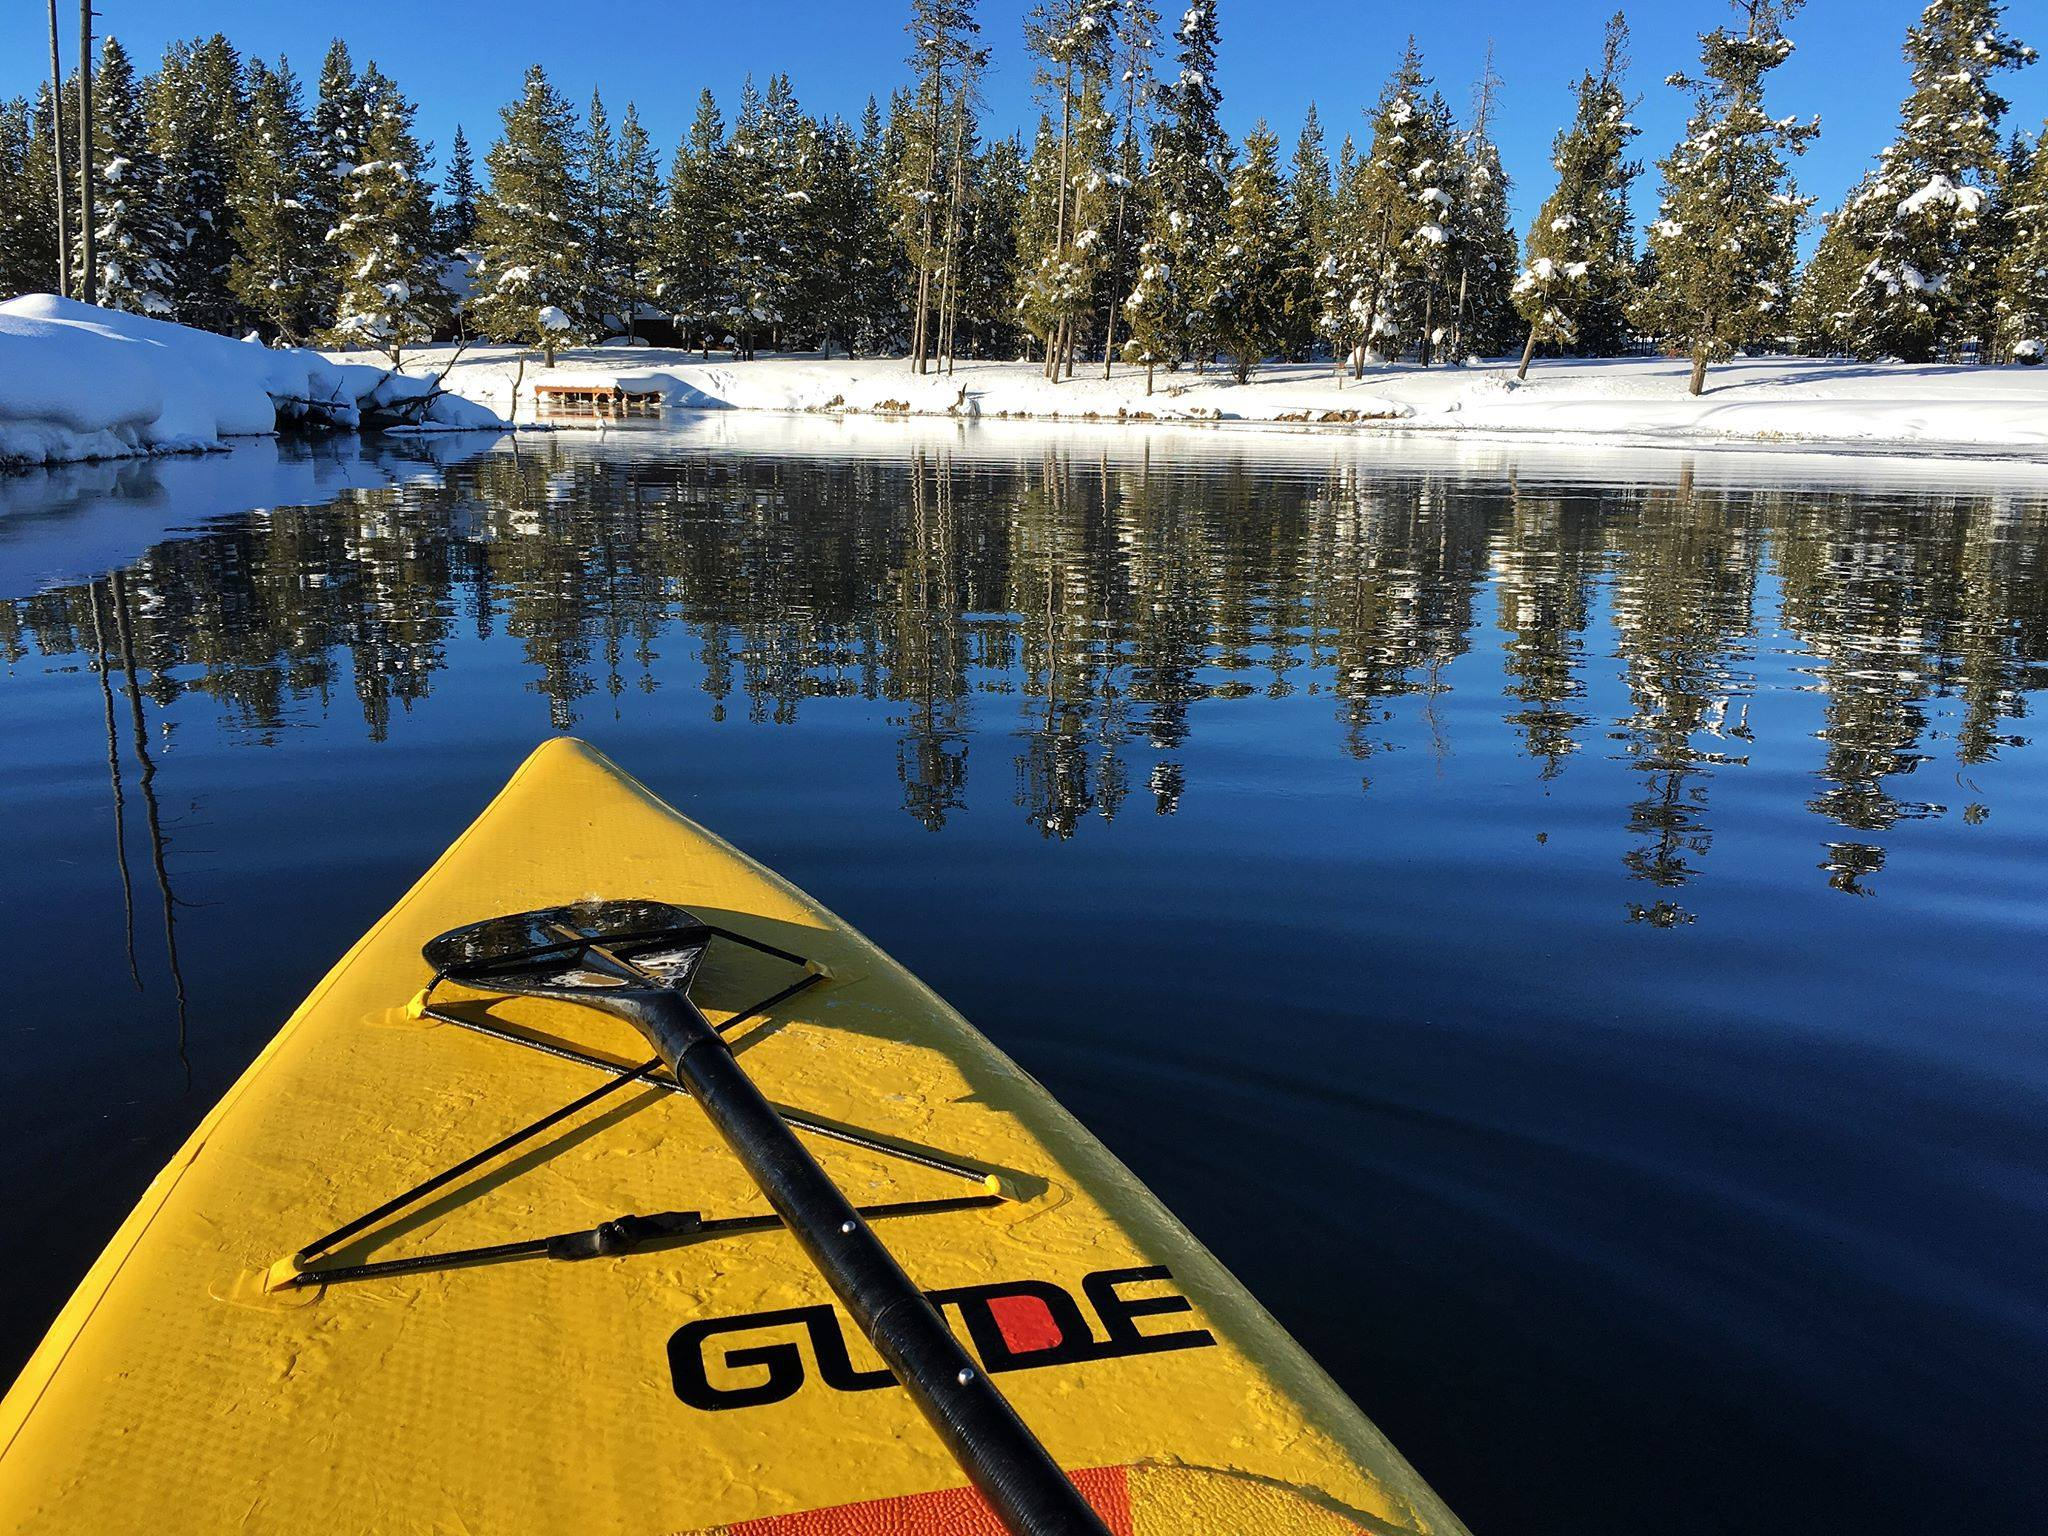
1688,347,1707,396
47,0,69,297
1516,326,1538,381
1046,63,1073,383
75,0,95,305
1451,265,1470,363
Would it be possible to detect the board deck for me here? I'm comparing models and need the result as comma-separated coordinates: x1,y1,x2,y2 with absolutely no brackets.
0,739,1468,1535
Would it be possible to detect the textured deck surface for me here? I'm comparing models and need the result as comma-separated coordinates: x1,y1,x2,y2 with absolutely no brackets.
0,739,1467,1534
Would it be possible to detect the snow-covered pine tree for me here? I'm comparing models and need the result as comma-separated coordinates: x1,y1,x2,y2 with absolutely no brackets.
1993,125,2047,359
472,64,589,365
1142,0,1229,368
150,35,249,332
724,74,812,354
583,91,619,334
657,90,734,353
1391,88,1462,365
1789,175,1875,353
796,115,861,355
89,37,178,318
1286,104,1333,359
1637,0,1819,395
1207,122,1302,382
903,0,984,371
611,105,661,344
1512,12,1640,377
9,87,68,302
228,58,320,340
1326,40,1437,374
436,126,479,253
1450,56,1521,359
1013,113,1066,351
1838,0,2034,361
0,96,50,301
1099,0,1159,377
853,97,911,354
308,40,369,329
1019,0,1118,379
325,67,446,365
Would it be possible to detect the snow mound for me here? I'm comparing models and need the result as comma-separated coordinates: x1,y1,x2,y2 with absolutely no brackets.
1,295,506,468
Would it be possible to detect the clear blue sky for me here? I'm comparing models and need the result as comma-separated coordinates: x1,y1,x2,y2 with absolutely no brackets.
6,0,2044,249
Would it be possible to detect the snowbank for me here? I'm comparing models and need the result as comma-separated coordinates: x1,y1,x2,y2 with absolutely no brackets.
325,344,2048,458
0,295,506,469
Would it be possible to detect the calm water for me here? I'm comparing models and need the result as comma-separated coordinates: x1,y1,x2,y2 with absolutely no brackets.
3,416,2045,1534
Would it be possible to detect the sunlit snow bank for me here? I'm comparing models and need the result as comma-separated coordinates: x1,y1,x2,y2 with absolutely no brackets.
330,344,2048,457
0,294,504,469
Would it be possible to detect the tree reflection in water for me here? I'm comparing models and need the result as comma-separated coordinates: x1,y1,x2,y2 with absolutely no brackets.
5,430,2044,908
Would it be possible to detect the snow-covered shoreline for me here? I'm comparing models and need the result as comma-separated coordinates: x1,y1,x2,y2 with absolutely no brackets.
334,344,2048,459
6,293,2047,470
0,295,504,469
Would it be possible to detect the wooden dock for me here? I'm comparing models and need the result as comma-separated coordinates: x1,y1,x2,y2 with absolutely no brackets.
532,383,663,418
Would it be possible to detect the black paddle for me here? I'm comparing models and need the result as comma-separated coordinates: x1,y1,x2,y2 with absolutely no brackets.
420,900,1110,1536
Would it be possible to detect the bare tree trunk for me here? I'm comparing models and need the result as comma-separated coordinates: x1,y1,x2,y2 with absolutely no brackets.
1419,288,1435,367
1688,347,1707,396
76,0,95,305
1451,265,1470,363
1516,326,1537,381
1046,64,1073,383
1145,360,1154,396
47,0,69,297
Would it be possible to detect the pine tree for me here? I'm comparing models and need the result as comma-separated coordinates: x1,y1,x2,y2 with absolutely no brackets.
10,87,67,302
903,0,984,371
436,126,479,252
1391,88,1462,365
229,58,320,340
1020,0,1119,378
309,40,369,328
1790,177,1876,353
1513,12,1640,376
1450,58,1521,358
855,99,912,353
611,104,661,343
1326,40,1440,373
1099,0,1159,376
471,64,589,365
583,90,618,333
1207,123,1303,382
958,130,1025,358
1837,0,2034,360
151,35,248,332
1637,0,1819,395
0,96,49,301
657,90,734,352
1993,125,2048,359
89,37,179,317
1141,0,1228,367
724,75,811,354
1287,104,1333,359
326,67,445,364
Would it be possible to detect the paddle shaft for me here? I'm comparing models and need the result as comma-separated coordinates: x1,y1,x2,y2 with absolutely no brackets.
625,987,1110,1536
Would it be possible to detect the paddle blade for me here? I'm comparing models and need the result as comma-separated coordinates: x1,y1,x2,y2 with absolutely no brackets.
424,899,710,997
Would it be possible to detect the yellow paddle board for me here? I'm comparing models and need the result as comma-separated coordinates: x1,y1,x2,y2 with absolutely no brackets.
0,739,1467,1535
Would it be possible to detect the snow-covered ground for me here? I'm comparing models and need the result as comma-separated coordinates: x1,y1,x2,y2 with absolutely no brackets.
6,292,2046,470
328,344,2048,457
0,294,503,468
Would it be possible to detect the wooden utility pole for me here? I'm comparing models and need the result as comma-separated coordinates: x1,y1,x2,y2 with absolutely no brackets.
47,0,70,296
77,0,96,305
